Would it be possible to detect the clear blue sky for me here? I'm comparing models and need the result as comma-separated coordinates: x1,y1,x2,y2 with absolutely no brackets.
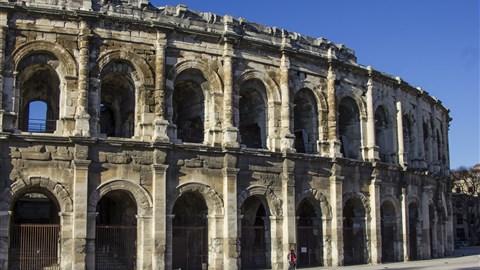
152,0,480,169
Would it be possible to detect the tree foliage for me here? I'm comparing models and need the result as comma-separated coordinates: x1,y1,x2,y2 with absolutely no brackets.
451,165,480,245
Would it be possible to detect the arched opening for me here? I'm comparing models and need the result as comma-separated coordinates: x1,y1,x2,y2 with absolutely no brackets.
95,190,137,270
381,201,397,262
338,97,361,159
9,191,60,269
240,196,269,269
27,101,48,132
172,69,206,143
343,197,367,265
172,192,208,270
375,106,390,162
423,122,429,162
403,115,414,165
17,55,60,133
296,199,322,267
293,88,318,153
239,79,267,149
408,203,419,260
100,61,136,138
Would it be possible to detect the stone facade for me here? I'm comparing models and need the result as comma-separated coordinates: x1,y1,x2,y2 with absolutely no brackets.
0,0,453,269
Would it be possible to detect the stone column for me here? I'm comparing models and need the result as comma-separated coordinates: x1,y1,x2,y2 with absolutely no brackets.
74,21,91,137
400,186,409,261
365,68,377,161
85,212,97,270
396,101,406,167
327,61,341,158
72,158,91,269
137,214,153,269
329,163,343,266
223,165,239,269
369,168,381,264
152,163,168,270
280,51,295,152
222,40,239,147
153,32,170,142
0,13,7,132
0,211,11,270
282,158,296,258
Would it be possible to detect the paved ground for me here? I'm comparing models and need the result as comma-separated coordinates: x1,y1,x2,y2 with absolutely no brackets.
294,247,480,270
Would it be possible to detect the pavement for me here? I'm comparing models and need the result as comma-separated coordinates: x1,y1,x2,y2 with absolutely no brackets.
294,246,480,270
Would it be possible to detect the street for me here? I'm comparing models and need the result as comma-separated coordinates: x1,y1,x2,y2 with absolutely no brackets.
297,247,480,270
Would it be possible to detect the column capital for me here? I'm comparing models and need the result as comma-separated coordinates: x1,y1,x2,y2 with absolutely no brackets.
152,164,169,173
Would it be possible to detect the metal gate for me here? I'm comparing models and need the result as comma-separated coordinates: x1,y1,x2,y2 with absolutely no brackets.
241,225,266,269
297,226,320,267
9,224,60,270
95,225,136,270
172,226,207,270
343,227,366,265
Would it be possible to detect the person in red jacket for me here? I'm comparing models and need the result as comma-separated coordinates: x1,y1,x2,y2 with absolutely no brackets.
287,249,297,269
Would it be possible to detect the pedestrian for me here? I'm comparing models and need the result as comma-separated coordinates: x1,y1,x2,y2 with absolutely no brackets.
287,249,297,270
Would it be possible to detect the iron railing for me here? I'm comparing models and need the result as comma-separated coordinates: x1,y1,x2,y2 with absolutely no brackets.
95,225,136,270
9,224,60,270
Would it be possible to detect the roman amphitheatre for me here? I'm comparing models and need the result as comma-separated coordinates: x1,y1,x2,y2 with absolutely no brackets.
0,0,452,269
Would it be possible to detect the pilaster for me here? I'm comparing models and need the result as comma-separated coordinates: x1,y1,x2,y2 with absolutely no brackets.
152,162,168,270
137,214,153,269
282,157,296,258
222,163,239,269
153,32,170,142
421,185,433,259
72,158,91,270
60,212,74,270
368,168,381,264
329,162,343,266
401,186,409,261
269,215,284,270
74,21,91,137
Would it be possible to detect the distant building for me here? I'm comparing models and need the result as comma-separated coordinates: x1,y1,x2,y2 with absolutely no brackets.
0,0,453,269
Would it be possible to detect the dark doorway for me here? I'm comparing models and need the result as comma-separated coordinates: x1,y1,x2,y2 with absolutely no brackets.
381,201,397,262
343,197,367,265
96,190,137,270
172,192,208,270
408,203,419,260
241,196,268,269
297,199,322,267
9,192,60,270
